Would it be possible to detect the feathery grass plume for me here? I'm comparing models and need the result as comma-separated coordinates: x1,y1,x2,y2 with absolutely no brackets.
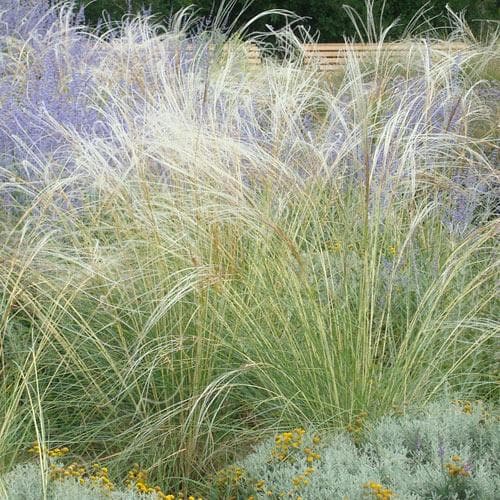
0,0,498,492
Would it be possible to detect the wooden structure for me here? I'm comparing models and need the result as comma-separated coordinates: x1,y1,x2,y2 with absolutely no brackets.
247,42,468,70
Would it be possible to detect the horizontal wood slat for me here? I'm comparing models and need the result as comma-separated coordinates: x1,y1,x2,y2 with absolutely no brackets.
301,42,467,48
245,42,468,69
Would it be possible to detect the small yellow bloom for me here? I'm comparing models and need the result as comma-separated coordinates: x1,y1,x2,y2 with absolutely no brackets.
333,242,342,251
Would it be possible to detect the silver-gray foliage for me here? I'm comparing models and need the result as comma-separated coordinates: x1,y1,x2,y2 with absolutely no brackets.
240,400,499,499
0,463,147,500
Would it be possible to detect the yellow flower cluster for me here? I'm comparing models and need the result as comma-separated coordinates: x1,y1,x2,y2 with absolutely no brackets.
292,474,310,489
258,476,312,499
27,443,206,499
327,241,342,251
89,464,114,491
255,479,266,491
363,481,396,499
303,447,320,464
346,411,368,443
215,464,246,489
445,455,470,478
28,442,69,458
125,464,148,491
270,429,322,498
325,241,356,252
125,464,202,500
29,444,116,494
49,462,115,492
388,245,397,257
162,495,200,500
49,463,86,482
452,399,495,423
453,399,473,414
272,428,306,462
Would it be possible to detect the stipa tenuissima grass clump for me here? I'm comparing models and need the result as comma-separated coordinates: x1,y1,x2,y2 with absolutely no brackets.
0,0,498,492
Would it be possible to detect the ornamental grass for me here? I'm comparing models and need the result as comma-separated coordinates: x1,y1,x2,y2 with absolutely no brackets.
0,0,498,494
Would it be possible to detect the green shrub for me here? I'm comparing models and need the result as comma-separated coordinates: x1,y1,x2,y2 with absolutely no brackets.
77,1,500,42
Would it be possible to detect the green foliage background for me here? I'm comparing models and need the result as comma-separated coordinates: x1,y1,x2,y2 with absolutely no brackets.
77,1,499,40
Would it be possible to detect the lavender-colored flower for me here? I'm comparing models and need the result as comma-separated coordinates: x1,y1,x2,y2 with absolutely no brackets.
415,431,422,452
450,54,463,94
0,0,56,39
441,173,491,236
462,461,473,475
437,437,445,462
